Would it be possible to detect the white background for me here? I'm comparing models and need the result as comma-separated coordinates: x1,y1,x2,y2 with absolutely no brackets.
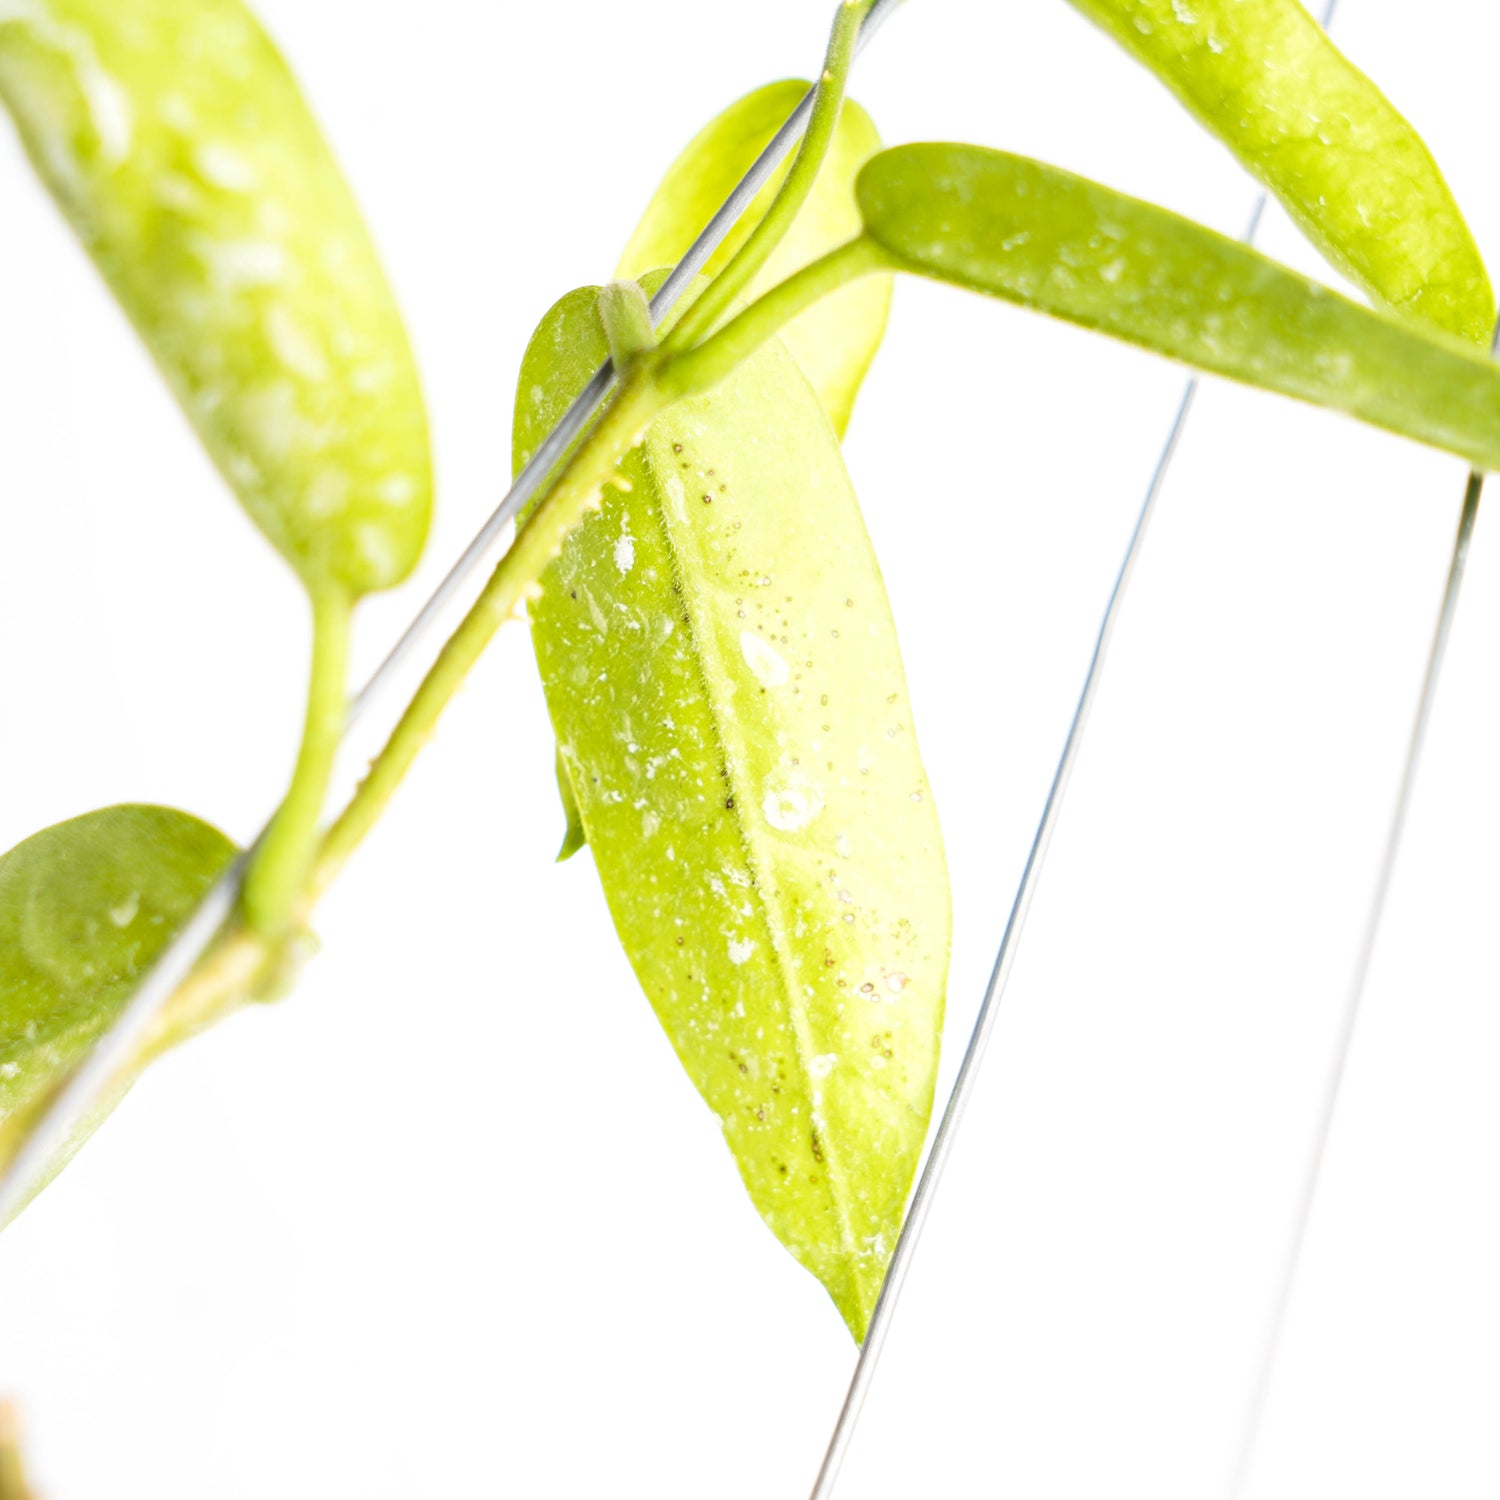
2,0,1499,1494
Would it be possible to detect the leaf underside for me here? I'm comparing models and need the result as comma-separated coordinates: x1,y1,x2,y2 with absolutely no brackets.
515,283,950,1340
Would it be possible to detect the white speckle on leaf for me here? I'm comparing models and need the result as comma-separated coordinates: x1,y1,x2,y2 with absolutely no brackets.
808,1053,837,1081
662,470,688,521
238,379,300,460
0,1063,19,1081
377,475,417,507
108,893,139,928
580,586,608,635
84,67,133,164
195,143,257,192
266,304,329,381
613,524,635,575
305,470,348,520
153,171,200,212
351,522,402,583
199,237,287,290
727,935,756,965
761,769,824,833
740,631,790,688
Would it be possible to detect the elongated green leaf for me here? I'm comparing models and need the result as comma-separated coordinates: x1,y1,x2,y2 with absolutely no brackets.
1064,0,1493,343
618,80,892,435
0,805,237,1220
515,284,950,1341
0,0,431,596
857,145,1500,472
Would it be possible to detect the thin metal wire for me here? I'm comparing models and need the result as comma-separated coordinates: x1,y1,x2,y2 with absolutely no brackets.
352,0,904,726
0,0,905,1229
1226,321,1499,1500
806,0,1339,1481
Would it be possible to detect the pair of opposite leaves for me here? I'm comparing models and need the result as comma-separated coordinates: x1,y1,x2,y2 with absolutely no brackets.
2,0,1498,1342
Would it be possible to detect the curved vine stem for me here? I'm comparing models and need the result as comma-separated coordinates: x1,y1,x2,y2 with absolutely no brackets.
662,235,893,398
313,369,666,897
241,586,352,937
658,0,871,356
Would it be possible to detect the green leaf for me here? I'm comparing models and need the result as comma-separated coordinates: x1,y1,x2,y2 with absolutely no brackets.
554,747,586,863
515,284,950,1342
857,145,1500,472
1062,0,1493,343
0,0,431,597
0,804,238,1220
618,79,892,436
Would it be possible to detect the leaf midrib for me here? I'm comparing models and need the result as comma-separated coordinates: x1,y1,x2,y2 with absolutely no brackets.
640,425,866,1312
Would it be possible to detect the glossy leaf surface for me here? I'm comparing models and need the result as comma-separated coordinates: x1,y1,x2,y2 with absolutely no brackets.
618,80,891,435
0,0,431,596
0,805,237,1219
515,286,949,1340
858,145,1500,472
1065,0,1493,343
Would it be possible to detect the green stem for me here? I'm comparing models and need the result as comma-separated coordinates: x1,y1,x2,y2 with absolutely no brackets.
243,586,352,936
659,0,871,355
662,236,893,398
598,279,657,368
312,369,666,893
314,238,886,901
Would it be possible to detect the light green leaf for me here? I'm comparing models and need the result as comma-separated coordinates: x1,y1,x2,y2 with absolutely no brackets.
1063,0,1493,343
857,145,1500,472
0,804,237,1220
515,283,950,1342
0,0,431,596
618,79,892,435
554,746,586,863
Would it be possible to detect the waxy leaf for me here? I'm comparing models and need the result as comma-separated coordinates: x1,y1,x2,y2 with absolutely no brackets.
0,0,431,596
618,80,892,436
857,145,1500,473
1064,0,1494,344
0,805,237,1220
515,286,950,1341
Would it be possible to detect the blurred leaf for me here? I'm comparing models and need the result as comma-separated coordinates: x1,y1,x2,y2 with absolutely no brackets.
0,804,237,1221
1064,0,1493,342
0,0,431,595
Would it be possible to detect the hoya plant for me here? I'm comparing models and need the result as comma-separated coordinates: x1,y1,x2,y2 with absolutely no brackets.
0,0,1493,1489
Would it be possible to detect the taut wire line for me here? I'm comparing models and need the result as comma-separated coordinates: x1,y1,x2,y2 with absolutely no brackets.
1226,315,1498,1499
805,3,1340,1494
